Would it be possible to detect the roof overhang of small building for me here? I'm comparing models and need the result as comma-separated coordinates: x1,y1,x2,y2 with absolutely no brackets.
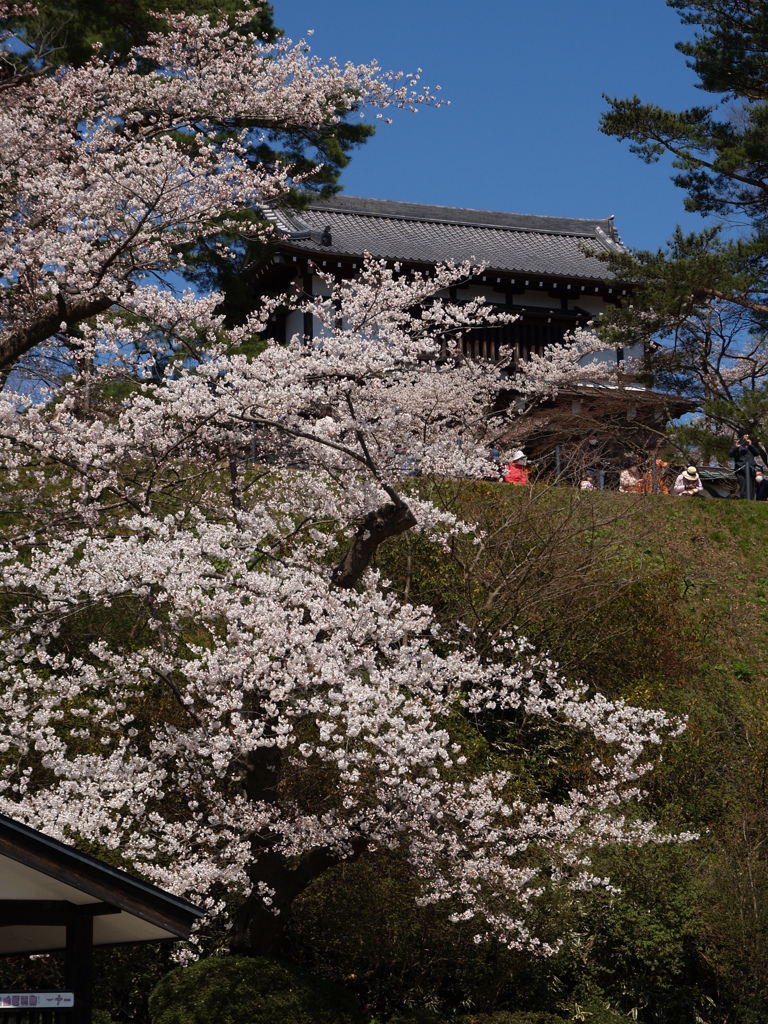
0,814,204,955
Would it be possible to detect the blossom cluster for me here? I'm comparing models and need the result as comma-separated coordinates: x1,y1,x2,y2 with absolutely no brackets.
514,327,627,401
0,255,690,950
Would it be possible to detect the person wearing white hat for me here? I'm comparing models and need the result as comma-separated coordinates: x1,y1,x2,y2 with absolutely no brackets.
673,465,704,496
502,450,529,485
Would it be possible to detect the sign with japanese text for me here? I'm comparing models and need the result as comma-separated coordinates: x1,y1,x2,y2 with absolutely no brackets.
0,993,74,1009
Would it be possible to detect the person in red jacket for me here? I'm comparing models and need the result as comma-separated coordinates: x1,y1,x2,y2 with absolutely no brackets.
502,450,529,485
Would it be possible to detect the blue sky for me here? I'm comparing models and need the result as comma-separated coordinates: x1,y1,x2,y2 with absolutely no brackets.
277,1,710,253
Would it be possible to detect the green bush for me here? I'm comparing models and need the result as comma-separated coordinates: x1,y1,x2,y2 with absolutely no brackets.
92,1012,116,1024
458,1015,567,1024
388,1014,566,1024
148,955,366,1024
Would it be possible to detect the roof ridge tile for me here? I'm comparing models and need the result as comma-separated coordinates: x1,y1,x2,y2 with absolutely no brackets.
306,194,617,239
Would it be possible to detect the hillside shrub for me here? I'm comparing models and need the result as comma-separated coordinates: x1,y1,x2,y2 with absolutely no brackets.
148,956,365,1024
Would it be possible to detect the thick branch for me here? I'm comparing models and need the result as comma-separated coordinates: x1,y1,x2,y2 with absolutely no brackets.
0,293,115,370
331,500,417,589
696,286,768,318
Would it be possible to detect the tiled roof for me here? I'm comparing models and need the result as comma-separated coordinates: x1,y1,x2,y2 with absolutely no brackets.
272,195,626,282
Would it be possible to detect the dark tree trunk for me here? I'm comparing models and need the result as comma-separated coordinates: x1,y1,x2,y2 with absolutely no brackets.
231,741,369,956
230,497,415,954
230,843,364,956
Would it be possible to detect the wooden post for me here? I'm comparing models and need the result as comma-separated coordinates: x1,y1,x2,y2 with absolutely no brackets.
65,918,93,1024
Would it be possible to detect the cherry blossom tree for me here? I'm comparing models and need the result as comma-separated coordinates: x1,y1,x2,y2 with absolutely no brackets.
514,325,626,403
0,3,688,958
0,1,441,377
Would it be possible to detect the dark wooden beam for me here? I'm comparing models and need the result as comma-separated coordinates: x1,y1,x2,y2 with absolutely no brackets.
0,901,120,926
0,816,203,938
302,270,313,341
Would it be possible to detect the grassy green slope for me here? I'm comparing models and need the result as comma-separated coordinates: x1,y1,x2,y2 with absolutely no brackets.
286,489,768,1024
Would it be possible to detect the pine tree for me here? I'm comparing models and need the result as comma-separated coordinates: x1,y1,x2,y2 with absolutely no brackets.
599,1,768,452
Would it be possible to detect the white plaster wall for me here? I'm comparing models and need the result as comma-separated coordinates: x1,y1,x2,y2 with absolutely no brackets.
284,309,304,344
308,274,337,339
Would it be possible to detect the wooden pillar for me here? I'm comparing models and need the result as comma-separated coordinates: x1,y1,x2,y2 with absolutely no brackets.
65,918,93,1024
302,270,313,342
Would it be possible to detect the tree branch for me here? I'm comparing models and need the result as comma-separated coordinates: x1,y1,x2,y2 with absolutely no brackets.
331,500,417,589
0,293,115,369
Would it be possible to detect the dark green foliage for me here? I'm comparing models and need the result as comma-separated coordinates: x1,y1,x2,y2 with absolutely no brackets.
555,845,703,1021
93,946,177,1024
390,1015,567,1024
282,844,702,1022
669,1,768,102
282,855,561,1020
601,1,768,223
17,1,277,67
452,1017,567,1024
148,955,366,1024
0,952,65,994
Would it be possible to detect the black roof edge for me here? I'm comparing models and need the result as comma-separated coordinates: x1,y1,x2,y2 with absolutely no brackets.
0,813,204,938
273,245,626,288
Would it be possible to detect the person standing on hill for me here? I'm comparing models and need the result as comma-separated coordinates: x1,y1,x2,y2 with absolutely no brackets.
729,429,761,499
619,457,645,493
502,450,529,485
